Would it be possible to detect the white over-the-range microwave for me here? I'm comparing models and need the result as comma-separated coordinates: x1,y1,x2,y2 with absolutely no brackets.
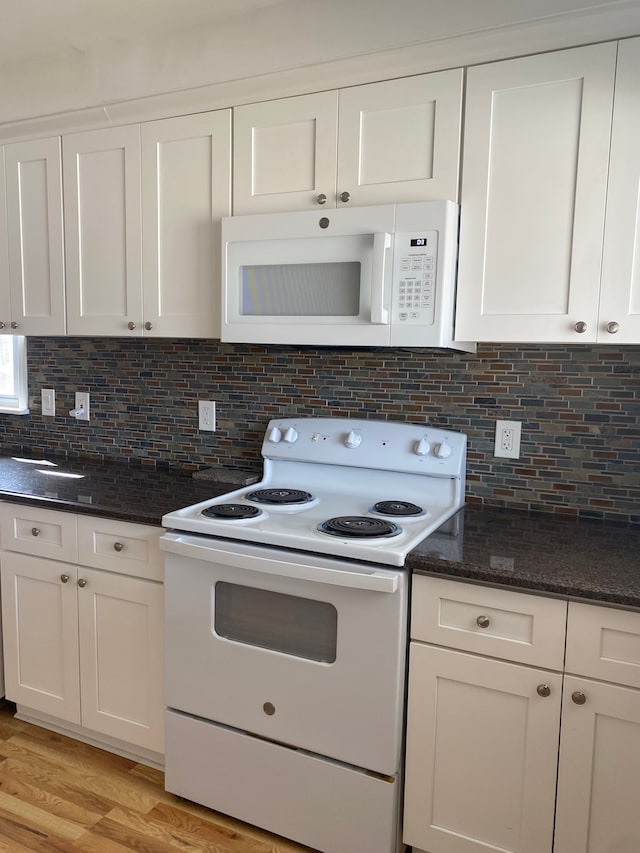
220,201,475,352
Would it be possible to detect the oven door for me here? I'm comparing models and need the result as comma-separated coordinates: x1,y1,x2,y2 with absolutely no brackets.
161,532,408,776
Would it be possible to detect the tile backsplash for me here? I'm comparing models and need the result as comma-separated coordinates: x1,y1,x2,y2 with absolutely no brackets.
1,338,638,524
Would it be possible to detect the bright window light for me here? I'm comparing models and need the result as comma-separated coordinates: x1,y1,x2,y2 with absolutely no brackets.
0,337,28,414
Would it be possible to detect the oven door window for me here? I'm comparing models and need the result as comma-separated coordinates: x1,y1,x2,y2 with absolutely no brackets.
214,582,337,663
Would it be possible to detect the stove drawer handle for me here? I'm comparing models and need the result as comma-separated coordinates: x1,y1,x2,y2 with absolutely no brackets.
160,534,400,593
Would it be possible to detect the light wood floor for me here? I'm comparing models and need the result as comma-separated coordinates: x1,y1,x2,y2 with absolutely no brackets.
0,700,317,852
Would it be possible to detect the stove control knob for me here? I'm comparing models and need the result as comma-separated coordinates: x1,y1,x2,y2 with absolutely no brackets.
415,437,431,456
268,426,283,443
435,440,452,459
283,427,298,444
344,429,362,449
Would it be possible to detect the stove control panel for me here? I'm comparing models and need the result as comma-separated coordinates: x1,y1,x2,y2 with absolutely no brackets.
262,417,467,479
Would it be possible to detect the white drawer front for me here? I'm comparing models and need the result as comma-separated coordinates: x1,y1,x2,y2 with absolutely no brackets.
566,602,640,688
0,504,77,562
77,516,162,581
411,575,567,670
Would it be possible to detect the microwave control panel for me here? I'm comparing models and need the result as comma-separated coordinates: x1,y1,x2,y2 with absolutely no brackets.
391,230,438,325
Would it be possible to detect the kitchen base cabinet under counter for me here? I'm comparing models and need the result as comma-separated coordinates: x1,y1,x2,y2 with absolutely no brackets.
404,576,640,853
0,504,164,768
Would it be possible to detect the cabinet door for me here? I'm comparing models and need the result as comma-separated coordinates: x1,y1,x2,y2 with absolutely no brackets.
4,137,65,336
0,552,80,723
77,567,163,752
141,110,231,338
599,37,640,343
337,70,462,206
64,125,143,335
555,676,640,852
233,91,338,214
455,43,616,343
403,644,561,853
0,149,10,327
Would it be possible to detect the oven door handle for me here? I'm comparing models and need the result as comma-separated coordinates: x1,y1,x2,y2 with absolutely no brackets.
161,533,399,593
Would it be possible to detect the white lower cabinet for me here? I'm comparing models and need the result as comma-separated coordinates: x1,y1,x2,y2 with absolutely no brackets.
0,505,164,762
404,577,640,853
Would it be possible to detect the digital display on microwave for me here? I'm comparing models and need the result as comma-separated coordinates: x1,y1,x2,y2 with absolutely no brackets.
410,238,428,247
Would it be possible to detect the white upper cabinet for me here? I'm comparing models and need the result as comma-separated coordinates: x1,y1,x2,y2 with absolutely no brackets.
455,43,617,343
64,124,143,336
599,37,640,343
2,137,65,335
233,70,463,214
141,111,231,338
65,111,231,338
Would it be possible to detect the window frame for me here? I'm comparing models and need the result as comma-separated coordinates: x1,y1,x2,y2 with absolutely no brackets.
0,335,28,415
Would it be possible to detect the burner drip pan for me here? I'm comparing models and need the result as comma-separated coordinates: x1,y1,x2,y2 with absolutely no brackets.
201,504,261,520
318,516,401,539
372,500,423,516
247,488,314,505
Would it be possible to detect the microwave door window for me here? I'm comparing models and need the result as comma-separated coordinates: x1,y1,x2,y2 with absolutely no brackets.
240,262,361,317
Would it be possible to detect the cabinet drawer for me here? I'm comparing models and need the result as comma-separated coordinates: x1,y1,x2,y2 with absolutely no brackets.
566,602,640,688
77,516,162,581
411,576,567,670
0,504,77,562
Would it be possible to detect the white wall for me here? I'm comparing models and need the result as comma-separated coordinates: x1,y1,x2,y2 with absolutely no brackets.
1,0,639,127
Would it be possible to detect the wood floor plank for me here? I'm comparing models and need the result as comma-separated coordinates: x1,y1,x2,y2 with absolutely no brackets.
0,788,85,842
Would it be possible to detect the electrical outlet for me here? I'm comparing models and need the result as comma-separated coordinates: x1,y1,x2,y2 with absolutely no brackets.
494,419,521,459
74,391,90,422
199,400,216,432
41,388,56,417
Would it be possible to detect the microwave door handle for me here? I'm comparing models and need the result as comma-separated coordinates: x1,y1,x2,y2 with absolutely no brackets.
370,232,392,324
161,533,399,593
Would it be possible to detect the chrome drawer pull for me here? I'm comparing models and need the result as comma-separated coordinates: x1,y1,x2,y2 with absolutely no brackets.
60,574,70,584
571,691,586,705
537,684,551,698
476,615,491,629
113,542,124,552
31,527,40,537
78,578,87,588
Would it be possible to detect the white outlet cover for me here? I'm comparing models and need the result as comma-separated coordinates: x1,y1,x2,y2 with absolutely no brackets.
494,419,522,459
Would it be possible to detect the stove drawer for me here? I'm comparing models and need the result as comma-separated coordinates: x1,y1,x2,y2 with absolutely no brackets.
411,575,567,670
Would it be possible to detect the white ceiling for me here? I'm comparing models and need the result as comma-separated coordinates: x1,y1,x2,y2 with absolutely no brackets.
0,0,290,67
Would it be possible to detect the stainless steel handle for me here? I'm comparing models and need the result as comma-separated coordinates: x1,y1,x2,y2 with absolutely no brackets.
476,615,491,629
77,578,87,588
316,193,327,205
339,191,351,203
31,527,40,537
144,321,153,331
10,321,19,329
113,542,124,552
127,321,136,331
537,684,551,698
60,574,70,584
572,690,586,705
606,321,619,334
574,321,587,334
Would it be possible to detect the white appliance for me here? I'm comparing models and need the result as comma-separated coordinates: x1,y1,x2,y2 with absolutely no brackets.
221,201,475,351
160,417,468,853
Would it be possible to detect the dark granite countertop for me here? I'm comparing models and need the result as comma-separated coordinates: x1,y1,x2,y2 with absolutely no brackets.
0,454,254,526
408,507,640,610
0,454,637,610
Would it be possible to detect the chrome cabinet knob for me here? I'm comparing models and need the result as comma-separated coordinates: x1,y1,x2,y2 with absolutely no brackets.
10,321,19,329
536,684,551,698
0,322,5,329
339,191,351,203
574,321,587,334
476,615,491,629
127,321,136,330
571,690,586,705
144,321,153,331
606,321,619,334
316,193,327,205
113,542,124,552
77,578,88,588
60,574,70,584
31,527,40,537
